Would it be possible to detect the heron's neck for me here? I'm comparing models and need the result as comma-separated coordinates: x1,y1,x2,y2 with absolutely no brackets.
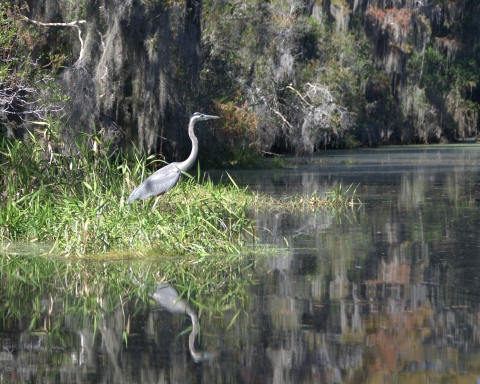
177,119,198,171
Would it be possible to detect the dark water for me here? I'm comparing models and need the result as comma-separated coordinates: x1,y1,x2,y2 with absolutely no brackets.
3,145,480,383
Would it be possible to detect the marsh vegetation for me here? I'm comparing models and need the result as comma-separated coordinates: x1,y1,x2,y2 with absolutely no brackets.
0,125,358,256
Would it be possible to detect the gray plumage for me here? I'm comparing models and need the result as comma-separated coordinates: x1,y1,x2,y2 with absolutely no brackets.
126,112,220,204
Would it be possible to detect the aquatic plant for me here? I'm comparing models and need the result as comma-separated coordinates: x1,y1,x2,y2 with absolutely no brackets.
323,183,361,208
250,183,361,211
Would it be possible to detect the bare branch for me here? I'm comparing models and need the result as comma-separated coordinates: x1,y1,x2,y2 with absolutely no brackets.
286,85,310,106
273,109,294,131
21,16,87,66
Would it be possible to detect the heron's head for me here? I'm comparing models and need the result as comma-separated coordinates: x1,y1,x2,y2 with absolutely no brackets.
191,112,220,123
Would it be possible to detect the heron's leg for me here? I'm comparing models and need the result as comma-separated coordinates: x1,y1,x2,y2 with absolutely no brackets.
151,196,161,211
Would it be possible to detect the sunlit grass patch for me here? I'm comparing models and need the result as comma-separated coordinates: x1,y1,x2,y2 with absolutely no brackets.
123,179,254,256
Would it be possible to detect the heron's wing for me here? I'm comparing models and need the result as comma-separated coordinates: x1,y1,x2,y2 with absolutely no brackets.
126,163,182,203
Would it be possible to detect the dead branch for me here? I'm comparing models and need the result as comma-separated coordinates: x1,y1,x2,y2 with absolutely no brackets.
273,109,294,131
260,150,284,157
21,16,87,66
286,85,310,106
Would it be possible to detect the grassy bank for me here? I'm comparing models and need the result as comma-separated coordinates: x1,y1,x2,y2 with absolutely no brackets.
0,130,254,256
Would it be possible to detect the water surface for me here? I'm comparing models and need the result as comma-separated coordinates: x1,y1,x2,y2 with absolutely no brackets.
2,145,480,383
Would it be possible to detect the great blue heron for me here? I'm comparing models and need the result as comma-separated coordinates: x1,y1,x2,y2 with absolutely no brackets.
126,112,220,204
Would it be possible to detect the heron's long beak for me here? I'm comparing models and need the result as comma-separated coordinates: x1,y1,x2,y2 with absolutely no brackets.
204,114,221,120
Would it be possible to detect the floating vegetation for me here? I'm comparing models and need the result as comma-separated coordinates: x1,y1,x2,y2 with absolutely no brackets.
250,183,361,211
322,183,361,208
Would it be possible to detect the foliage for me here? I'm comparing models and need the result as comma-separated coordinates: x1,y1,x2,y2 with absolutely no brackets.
201,0,371,155
323,183,360,208
0,117,359,257
405,35,480,140
420,46,450,104
204,99,264,168
0,4,66,132
341,132,361,149
224,0,480,147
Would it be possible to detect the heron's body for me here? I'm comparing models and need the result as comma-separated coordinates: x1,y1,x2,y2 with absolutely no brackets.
126,112,219,204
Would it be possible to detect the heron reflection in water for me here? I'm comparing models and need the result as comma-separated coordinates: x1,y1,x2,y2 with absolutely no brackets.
152,283,217,362
126,113,220,205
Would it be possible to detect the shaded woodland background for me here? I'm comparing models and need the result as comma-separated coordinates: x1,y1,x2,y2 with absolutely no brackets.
1,0,479,165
